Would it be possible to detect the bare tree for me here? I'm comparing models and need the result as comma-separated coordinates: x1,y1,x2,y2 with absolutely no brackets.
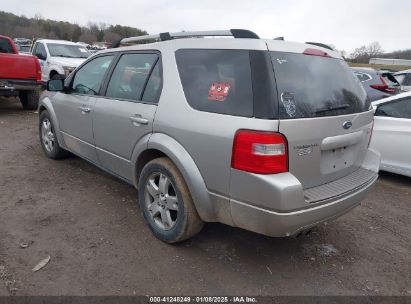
103,31,121,44
349,42,384,63
367,41,384,58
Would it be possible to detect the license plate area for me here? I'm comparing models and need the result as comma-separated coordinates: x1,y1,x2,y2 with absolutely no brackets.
320,144,359,174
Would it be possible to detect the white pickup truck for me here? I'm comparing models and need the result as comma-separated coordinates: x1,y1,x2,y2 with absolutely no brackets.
31,39,91,81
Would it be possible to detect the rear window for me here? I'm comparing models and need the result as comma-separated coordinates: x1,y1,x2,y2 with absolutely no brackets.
0,38,14,54
270,52,369,119
175,49,253,117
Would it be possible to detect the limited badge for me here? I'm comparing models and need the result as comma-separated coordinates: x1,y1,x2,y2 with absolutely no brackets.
208,82,231,101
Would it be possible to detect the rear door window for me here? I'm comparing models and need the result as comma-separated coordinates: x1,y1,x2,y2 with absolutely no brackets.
270,52,369,119
176,49,253,117
0,37,14,54
142,61,162,103
354,72,372,82
105,53,158,102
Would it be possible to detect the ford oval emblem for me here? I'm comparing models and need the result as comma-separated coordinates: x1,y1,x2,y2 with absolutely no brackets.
343,121,352,129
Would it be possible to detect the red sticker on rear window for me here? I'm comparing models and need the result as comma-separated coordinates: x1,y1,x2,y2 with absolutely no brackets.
208,82,231,101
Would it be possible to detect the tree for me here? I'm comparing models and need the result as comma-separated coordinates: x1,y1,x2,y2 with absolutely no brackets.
349,42,383,63
0,10,147,44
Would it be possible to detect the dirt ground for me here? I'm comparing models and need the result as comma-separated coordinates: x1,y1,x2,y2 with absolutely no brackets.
0,96,410,296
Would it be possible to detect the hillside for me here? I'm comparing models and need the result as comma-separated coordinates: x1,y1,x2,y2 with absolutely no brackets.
0,10,147,43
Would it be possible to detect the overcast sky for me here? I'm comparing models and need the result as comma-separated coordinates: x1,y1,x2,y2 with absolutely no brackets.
1,0,410,53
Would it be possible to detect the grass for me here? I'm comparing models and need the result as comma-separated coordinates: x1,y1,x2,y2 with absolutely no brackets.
348,62,411,72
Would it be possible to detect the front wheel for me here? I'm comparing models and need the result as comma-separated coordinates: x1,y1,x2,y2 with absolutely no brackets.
39,111,69,159
138,157,204,243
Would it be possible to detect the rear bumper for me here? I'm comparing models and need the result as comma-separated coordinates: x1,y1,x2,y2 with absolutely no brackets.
0,79,42,96
228,148,380,237
230,173,377,237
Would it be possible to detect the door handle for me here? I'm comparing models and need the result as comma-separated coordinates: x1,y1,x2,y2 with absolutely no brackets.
79,106,91,113
129,115,149,125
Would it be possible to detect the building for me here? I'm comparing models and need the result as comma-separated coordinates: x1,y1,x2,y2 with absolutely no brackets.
369,58,411,66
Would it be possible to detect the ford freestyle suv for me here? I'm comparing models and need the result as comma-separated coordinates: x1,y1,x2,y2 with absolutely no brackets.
38,29,380,243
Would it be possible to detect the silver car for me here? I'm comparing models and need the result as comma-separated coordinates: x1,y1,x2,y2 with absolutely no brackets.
38,30,380,243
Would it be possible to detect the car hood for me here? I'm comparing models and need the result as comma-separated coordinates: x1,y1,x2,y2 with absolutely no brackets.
49,57,87,67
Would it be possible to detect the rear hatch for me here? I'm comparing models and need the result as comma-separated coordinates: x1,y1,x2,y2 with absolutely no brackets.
267,44,373,189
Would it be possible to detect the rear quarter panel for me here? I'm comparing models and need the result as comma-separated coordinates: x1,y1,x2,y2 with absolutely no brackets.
153,42,278,198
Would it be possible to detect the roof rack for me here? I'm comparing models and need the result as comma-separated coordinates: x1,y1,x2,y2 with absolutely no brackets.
114,29,259,47
305,42,334,51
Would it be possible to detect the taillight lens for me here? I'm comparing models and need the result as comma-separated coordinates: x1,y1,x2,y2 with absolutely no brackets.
35,58,42,82
370,76,395,93
231,130,288,174
367,121,374,148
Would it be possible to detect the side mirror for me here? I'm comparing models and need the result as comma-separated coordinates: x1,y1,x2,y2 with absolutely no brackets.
47,79,64,92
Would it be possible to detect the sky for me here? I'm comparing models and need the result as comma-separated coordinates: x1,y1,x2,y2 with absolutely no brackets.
1,0,410,54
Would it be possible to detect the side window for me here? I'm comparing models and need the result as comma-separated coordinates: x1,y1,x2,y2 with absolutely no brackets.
71,55,114,96
106,53,158,101
355,72,371,82
34,43,47,60
375,98,411,119
405,74,411,86
175,49,253,117
142,62,162,103
394,74,406,85
0,37,14,54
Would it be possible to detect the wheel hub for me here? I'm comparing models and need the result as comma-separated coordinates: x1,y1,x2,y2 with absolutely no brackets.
144,173,179,230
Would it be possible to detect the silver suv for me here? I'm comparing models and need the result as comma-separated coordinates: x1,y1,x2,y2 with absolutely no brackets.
38,29,380,243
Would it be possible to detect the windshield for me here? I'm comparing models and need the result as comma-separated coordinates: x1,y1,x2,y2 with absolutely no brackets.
270,51,369,119
47,43,90,58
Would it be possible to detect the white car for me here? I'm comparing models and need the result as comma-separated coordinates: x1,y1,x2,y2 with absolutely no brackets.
394,69,411,92
31,39,91,82
370,92,411,177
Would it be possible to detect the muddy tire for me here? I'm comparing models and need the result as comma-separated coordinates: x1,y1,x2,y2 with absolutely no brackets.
19,90,39,110
138,157,204,243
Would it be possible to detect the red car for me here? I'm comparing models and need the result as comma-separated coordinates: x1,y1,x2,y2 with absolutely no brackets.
0,35,42,109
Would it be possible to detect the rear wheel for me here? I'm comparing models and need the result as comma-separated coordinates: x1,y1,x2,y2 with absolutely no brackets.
19,90,39,110
138,157,203,243
39,111,68,159
51,73,64,80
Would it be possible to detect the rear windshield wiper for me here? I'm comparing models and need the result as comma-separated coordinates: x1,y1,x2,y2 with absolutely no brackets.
313,103,350,114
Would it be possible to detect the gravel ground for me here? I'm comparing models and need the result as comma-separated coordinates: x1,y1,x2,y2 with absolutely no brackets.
0,97,410,296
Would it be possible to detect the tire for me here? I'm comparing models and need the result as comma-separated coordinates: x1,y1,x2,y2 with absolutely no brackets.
39,111,69,159
51,73,64,80
19,90,39,110
138,157,204,243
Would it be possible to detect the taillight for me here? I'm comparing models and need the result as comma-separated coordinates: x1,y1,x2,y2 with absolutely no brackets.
367,121,374,148
35,58,42,82
370,76,395,93
231,130,288,174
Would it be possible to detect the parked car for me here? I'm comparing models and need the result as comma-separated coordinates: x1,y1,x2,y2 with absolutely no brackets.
31,39,91,81
0,35,42,109
16,43,32,54
370,92,411,177
352,67,401,101
13,38,31,45
38,29,380,243
393,69,411,92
